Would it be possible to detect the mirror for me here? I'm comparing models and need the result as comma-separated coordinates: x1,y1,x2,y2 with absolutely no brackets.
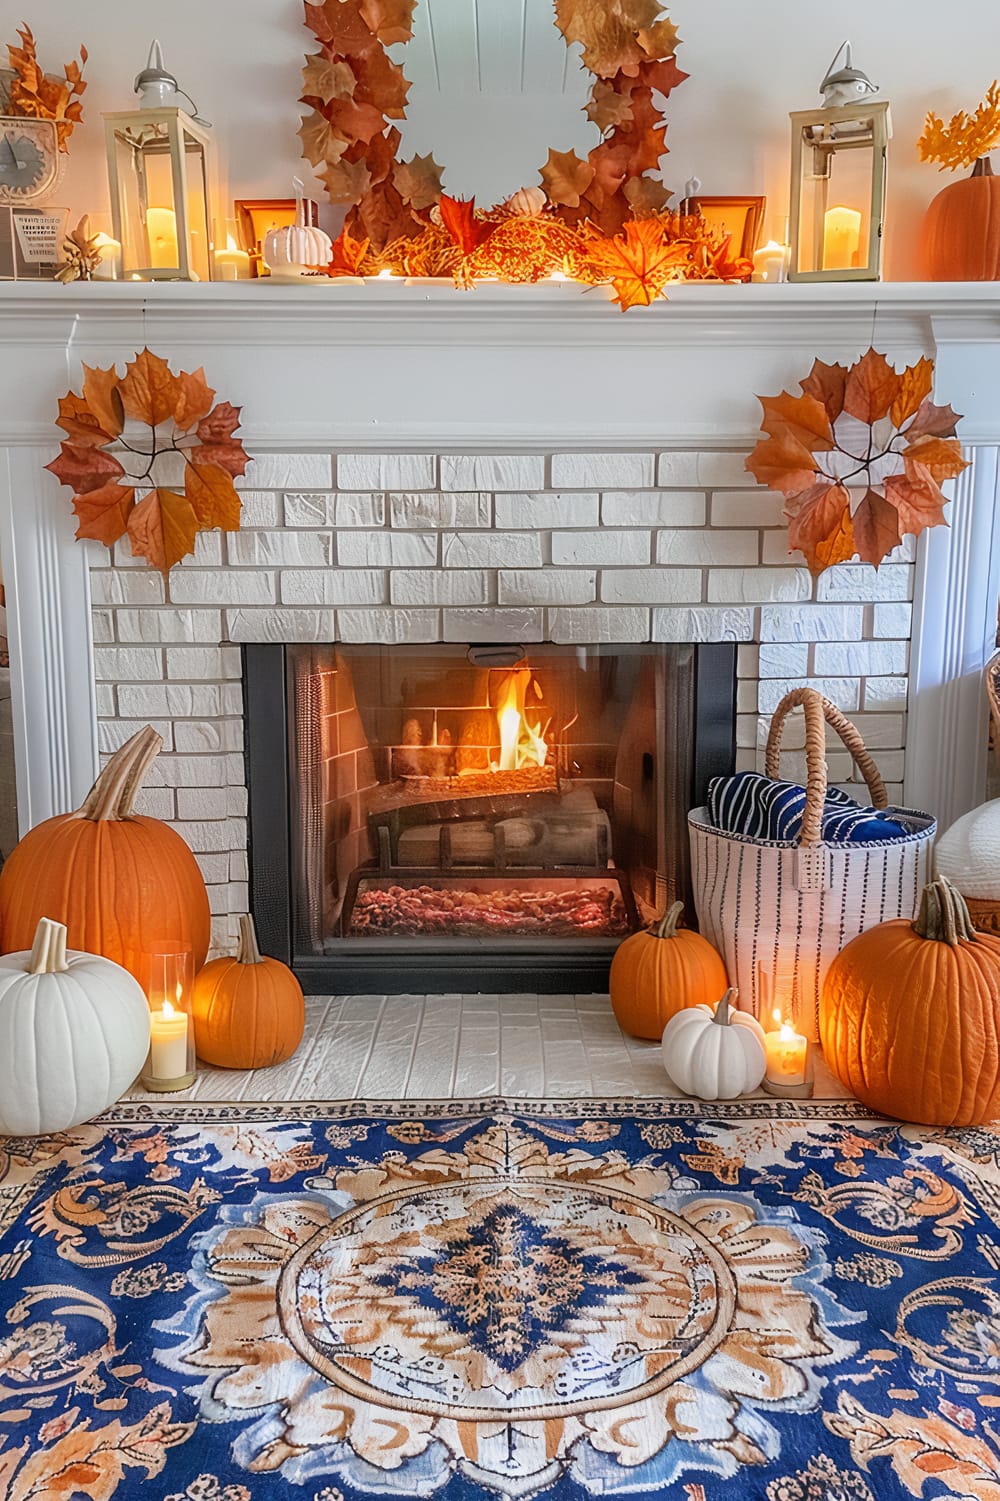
387,0,599,205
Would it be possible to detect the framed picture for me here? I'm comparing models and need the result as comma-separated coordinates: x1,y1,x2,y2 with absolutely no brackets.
234,197,318,277
0,206,68,281
689,196,766,260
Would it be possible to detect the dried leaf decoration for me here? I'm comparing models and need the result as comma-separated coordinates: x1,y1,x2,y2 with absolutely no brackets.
5,23,87,150
746,349,968,574
46,350,248,574
918,80,1000,171
577,216,689,308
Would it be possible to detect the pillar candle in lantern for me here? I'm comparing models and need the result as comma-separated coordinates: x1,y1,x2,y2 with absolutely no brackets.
823,205,862,270
149,998,189,1081
765,1019,809,1087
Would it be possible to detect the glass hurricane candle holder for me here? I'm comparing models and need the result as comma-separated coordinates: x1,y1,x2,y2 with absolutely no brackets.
134,944,196,1091
759,971,814,1098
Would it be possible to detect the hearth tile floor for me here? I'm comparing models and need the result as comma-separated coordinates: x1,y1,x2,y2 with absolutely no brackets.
128,993,850,1102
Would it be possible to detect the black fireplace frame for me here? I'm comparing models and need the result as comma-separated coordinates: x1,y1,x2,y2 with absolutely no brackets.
244,642,737,995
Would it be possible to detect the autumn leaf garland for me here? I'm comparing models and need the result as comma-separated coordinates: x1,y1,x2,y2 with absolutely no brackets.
746,349,968,574
46,350,249,574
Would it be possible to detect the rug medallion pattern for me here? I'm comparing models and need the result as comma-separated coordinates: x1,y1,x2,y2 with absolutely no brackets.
1,1099,1000,1498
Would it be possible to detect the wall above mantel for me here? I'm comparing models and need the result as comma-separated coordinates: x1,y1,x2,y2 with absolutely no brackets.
3,281,1000,448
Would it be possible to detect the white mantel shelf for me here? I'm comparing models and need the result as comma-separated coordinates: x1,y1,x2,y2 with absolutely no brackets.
3,279,1000,448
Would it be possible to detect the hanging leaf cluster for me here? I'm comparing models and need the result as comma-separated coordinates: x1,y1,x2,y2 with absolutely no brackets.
302,0,686,252
4,23,87,150
918,81,1000,172
746,349,969,574
45,350,248,575
300,0,444,252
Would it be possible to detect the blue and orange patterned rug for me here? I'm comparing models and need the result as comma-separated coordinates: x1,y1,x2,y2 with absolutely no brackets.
2,1097,999,1500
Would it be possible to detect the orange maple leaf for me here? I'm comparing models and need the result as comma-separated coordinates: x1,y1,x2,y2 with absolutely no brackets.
747,347,966,574
119,348,179,428
127,488,200,574
439,195,498,256
584,217,689,309
328,224,371,276
190,402,250,477
185,462,242,532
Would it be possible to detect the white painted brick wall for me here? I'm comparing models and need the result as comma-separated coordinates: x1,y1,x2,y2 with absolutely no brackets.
89,446,918,951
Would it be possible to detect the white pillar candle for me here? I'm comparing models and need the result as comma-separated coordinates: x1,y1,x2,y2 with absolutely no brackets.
149,1000,189,1080
765,1021,809,1087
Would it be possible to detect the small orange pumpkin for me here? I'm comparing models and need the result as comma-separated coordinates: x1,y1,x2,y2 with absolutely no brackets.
192,915,304,1069
920,157,1000,281
821,875,1000,1126
610,901,729,1040
0,726,210,980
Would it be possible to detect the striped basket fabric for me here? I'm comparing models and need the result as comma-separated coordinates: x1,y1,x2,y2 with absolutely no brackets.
688,688,936,1040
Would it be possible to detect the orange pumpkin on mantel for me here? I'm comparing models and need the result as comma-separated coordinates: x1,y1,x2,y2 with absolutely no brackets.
192,915,305,1069
920,157,1000,280
820,875,1000,1126
0,726,210,980
610,901,729,1040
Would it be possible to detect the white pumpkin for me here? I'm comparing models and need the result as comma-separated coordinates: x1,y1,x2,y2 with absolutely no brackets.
0,917,150,1136
507,186,547,218
661,989,767,1100
935,799,1000,899
263,176,332,280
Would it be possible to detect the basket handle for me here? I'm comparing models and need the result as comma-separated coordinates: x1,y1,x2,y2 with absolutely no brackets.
764,687,888,848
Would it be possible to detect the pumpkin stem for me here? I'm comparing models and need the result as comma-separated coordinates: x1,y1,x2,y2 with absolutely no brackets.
236,914,264,965
972,156,995,178
79,726,163,822
913,875,978,945
653,901,685,939
712,987,738,1024
29,917,69,974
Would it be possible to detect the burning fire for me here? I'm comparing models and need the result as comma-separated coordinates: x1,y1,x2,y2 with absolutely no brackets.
493,669,550,772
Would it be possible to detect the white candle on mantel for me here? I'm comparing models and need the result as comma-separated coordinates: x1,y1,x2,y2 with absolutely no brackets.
765,1018,809,1087
149,999,189,1080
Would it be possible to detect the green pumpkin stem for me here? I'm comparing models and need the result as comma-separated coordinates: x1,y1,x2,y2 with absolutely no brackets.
653,901,685,939
236,914,264,965
29,917,69,974
712,987,739,1024
913,875,977,945
79,726,163,822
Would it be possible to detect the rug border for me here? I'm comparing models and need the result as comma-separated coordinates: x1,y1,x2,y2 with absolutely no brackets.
101,1095,888,1125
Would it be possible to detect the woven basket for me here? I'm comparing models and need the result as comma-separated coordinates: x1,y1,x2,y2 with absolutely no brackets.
688,687,936,1040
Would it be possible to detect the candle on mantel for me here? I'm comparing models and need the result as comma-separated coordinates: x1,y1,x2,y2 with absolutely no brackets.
764,1008,809,1087
823,205,862,271
149,998,189,1081
145,205,179,268
215,234,250,281
751,240,790,283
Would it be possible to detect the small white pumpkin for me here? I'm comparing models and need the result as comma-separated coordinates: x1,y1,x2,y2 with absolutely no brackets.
0,917,150,1136
661,989,767,1100
507,186,547,218
263,177,332,281
935,799,1000,899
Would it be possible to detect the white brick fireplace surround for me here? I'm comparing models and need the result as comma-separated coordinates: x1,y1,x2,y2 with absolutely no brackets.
2,281,1000,953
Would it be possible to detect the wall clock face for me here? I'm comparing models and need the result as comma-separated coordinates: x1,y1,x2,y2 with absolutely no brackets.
0,118,60,205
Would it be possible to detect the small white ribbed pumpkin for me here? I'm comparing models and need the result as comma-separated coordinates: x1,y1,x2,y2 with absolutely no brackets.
0,917,150,1136
506,185,547,217
263,177,332,280
935,799,1000,899
661,989,767,1100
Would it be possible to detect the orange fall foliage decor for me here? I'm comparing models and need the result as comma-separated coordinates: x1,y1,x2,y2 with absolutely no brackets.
192,915,305,1070
745,349,968,575
0,726,211,980
4,23,87,150
45,349,249,574
303,0,750,307
917,80,1000,172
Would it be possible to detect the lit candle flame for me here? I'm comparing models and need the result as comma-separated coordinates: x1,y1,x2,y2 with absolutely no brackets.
162,998,177,1018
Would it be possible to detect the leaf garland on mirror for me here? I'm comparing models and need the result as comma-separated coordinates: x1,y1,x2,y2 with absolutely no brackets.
301,0,688,250
45,349,248,574
745,349,969,575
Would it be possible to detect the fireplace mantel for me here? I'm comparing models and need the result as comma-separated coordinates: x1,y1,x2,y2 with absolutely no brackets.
3,281,1000,447
2,277,1000,932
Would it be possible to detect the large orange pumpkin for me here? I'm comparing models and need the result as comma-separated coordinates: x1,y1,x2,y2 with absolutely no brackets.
610,901,729,1040
820,875,1000,1126
0,726,210,980
920,157,1000,280
191,914,304,1069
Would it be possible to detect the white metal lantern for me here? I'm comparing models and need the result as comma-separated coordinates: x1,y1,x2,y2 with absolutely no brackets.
788,42,891,282
103,41,214,281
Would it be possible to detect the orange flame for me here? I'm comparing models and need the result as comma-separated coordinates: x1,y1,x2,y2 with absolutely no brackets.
492,670,549,771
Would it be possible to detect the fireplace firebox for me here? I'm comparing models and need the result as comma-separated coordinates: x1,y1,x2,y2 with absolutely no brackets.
245,642,736,993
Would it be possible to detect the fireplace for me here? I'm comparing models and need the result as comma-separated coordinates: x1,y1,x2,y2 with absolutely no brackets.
245,641,736,992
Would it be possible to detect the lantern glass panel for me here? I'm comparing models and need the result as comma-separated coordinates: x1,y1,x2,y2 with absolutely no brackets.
796,123,875,276
107,112,213,281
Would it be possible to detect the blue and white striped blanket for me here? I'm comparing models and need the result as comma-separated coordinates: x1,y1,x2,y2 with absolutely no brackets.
707,771,918,844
